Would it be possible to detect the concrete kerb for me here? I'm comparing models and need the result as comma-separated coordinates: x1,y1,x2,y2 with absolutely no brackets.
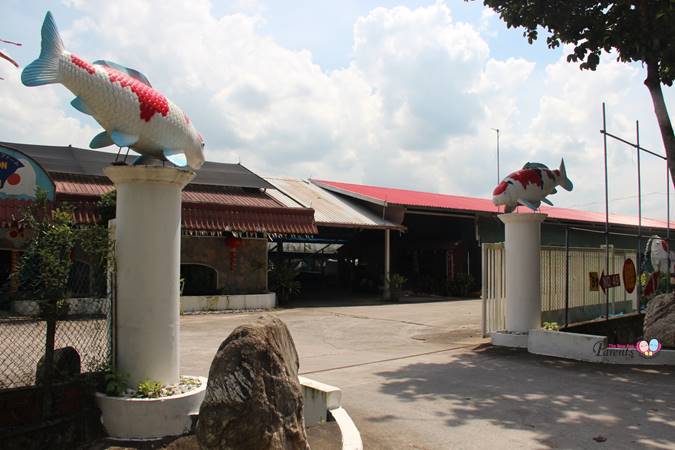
527,329,675,365
180,293,276,313
491,330,529,348
299,376,363,450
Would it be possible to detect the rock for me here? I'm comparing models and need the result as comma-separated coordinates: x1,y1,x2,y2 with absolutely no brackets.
644,293,675,348
35,346,81,385
196,316,310,450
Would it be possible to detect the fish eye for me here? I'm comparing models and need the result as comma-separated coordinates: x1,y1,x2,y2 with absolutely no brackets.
506,180,513,185
201,142,205,149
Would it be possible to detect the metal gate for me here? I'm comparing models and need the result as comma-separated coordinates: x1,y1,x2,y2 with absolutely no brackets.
481,243,638,336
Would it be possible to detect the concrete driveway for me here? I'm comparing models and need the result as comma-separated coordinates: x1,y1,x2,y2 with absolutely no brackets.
180,299,675,449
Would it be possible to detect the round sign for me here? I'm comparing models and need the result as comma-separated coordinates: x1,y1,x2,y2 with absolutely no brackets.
623,258,637,294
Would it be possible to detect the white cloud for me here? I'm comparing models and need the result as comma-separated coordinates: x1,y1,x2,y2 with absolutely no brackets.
0,70,96,147
1,1,672,221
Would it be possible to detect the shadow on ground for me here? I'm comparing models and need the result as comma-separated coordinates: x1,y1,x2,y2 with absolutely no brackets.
373,346,675,449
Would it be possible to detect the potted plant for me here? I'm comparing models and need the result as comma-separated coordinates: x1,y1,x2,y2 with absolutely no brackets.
387,273,407,302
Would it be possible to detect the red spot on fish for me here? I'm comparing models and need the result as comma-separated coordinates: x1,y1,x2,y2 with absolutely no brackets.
493,181,508,196
661,240,669,252
183,112,191,125
71,54,95,74
510,169,544,189
103,66,169,122
545,170,555,180
7,173,20,185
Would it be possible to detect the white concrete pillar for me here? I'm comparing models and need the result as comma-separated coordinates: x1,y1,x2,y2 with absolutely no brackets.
104,166,194,386
498,213,546,333
384,228,390,299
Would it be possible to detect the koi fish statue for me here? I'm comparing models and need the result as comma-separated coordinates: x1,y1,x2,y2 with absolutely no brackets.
492,159,573,213
21,12,205,170
645,236,675,274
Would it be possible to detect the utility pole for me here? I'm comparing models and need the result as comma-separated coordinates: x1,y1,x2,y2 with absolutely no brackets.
492,128,500,183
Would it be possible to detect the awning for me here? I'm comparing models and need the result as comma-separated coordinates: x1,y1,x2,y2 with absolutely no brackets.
1,199,317,236
181,202,317,235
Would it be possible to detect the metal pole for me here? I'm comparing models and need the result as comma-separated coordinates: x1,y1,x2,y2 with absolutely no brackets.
668,164,671,293
564,226,570,328
384,229,391,300
492,128,500,183
636,121,642,309
602,103,610,320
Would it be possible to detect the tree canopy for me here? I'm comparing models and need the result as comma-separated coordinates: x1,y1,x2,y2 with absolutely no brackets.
480,1,675,183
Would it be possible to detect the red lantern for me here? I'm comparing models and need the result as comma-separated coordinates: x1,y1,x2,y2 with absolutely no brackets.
225,236,242,272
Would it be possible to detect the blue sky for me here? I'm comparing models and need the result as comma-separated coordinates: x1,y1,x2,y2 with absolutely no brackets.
0,0,673,221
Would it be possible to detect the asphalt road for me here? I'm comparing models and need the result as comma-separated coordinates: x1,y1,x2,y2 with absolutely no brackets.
180,299,675,450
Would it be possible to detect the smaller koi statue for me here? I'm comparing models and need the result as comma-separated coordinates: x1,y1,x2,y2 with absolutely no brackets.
492,159,573,213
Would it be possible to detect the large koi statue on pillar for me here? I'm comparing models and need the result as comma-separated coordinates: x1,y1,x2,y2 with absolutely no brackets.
21,12,205,170
492,159,573,213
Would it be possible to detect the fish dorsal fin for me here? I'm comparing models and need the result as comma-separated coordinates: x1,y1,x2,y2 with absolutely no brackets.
93,59,152,87
523,162,549,170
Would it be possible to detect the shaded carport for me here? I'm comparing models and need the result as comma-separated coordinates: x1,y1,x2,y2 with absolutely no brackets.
265,176,405,301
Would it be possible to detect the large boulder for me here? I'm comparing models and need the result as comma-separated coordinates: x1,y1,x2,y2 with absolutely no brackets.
644,293,675,348
196,315,310,450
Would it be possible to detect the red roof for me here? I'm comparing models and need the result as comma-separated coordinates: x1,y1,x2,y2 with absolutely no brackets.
1,173,317,235
52,173,283,208
0,198,317,235
182,203,317,235
312,179,673,230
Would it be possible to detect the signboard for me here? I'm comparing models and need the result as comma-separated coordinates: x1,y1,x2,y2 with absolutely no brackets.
0,145,54,200
599,271,621,292
622,258,637,294
589,272,599,291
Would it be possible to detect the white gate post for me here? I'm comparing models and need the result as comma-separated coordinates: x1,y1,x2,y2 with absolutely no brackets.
499,213,546,332
104,165,194,386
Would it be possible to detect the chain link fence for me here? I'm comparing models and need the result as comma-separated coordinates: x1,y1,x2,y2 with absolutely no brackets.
0,198,113,391
0,259,112,390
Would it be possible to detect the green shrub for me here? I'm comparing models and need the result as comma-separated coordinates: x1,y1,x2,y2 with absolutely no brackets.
137,379,163,398
104,370,129,397
447,273,475,297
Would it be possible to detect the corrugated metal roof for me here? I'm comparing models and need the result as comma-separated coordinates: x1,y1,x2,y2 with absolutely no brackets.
52,173,283,208
0,198,316,235
312,179,674,230
182,203,317,235
265,176,402,230
0,142,274,189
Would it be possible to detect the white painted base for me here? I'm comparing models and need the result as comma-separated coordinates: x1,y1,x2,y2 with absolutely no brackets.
528,329,604,363
527,329,675,365
180,293,276,313
299,376,342,426
95,376,207,440
330,407,363,450
491,331,529,348
298,376,362,450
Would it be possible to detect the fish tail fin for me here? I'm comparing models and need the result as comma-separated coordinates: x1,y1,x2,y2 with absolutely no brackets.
21,11,64,86
559,158,573,191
